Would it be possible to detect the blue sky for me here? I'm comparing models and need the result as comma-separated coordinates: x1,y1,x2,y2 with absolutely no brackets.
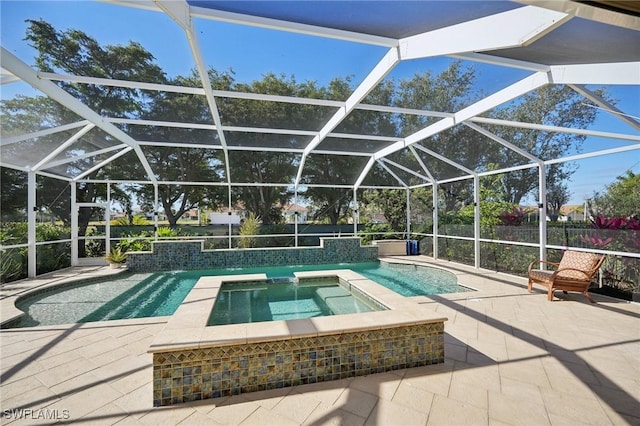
2,0,638,205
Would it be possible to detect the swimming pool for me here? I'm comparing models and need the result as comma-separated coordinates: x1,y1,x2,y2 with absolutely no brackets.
9,261,469,327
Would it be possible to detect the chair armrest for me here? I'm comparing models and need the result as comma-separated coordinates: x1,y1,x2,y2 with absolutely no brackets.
528,259,560,273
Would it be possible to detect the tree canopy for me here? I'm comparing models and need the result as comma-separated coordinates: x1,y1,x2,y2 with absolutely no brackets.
590,171,640,218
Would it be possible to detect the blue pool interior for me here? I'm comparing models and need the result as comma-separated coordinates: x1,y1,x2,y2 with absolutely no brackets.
207,278,382,325
11,262,471,328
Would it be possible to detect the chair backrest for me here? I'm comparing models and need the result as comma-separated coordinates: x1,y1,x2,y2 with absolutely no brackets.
557,251,604,280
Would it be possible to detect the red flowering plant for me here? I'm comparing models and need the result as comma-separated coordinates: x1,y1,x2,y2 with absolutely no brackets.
499,207,526,226
497,207,526,242
580,216,640,250
580,216,640,295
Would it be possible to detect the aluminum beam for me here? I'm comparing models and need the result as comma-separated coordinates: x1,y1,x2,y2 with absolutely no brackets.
1,121,91,147
399,6,570,60
294,47,400,188
154,0,232,187
31,124,96,171
374,71,551,159
570,84,640,131
550,62,640,85
0,48,158,183
470,117,640,142
189,5,397,47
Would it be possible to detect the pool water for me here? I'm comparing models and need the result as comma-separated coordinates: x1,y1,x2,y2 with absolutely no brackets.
208,278,381,325
10,262,469,327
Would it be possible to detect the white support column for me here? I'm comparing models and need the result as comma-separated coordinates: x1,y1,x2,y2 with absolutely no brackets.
294,190,299,248
106,183,111,255
27,172,37,277
71,183,78,266
538,164,548,264
154,184,159,240
473,175,481,269
432,182,439,259
353,188,358,237
406,188,411,241
228,186,233,249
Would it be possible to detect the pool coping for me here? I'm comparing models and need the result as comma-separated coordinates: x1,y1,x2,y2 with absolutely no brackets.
147,269,448,354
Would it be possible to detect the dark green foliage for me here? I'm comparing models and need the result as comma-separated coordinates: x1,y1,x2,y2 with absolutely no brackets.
0,223,71,283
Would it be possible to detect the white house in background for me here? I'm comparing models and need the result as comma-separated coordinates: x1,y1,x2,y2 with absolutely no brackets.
559,205,584,222
283,204,308,224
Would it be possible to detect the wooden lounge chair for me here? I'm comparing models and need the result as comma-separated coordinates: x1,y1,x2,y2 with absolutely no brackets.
527,250,605,302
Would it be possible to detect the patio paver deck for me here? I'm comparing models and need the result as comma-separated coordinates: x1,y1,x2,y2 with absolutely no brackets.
1,257,639,425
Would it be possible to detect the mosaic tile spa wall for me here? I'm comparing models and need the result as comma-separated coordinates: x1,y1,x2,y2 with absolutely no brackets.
127,237,378,272
152,322,445,406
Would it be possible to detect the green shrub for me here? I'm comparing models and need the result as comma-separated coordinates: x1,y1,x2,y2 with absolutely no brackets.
105,247,127,264
239,213,261,248
360,223,401,244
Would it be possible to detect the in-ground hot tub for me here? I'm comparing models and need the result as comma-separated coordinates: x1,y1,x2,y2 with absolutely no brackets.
149,270,447,406
208,276,385,325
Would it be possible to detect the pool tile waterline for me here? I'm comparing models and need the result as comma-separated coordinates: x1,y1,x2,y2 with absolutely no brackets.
153,323,444,406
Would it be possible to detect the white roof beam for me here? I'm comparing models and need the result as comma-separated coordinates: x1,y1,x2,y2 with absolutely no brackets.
570,84,640,131
136,140,374,157
437,174,477,185
1,72,20,85
294,47,400,188
31,124,96,171
44,145,128,169
40,71,344,107
104,0,398,46
1,120,91,147
35,170,74,182
0,162,29,172
375,71,551,159
154,0,232,184
377,160,408,188
464,122,542,164
380,158,431,183
189,6,397,48
354,157,377,190
515,0,640,31
408,146,435,182
99,0,159,13
479,163,538,177
450,52,550,73
73,147,134,181
470,117,640,142
412,144,476,176
0,48,158,183
356,103,453,119
550,62,640,85
399,6,570,60
544,144,640,166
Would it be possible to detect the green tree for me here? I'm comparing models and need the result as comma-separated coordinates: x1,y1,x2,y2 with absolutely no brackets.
362,189,407,231
485,85,600,205
546,178,571,221
0,168,27,222
128,71,229,226
590,170,640,218
225,74,330,224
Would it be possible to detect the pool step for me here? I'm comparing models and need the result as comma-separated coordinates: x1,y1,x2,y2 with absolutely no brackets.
315,286,366,315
